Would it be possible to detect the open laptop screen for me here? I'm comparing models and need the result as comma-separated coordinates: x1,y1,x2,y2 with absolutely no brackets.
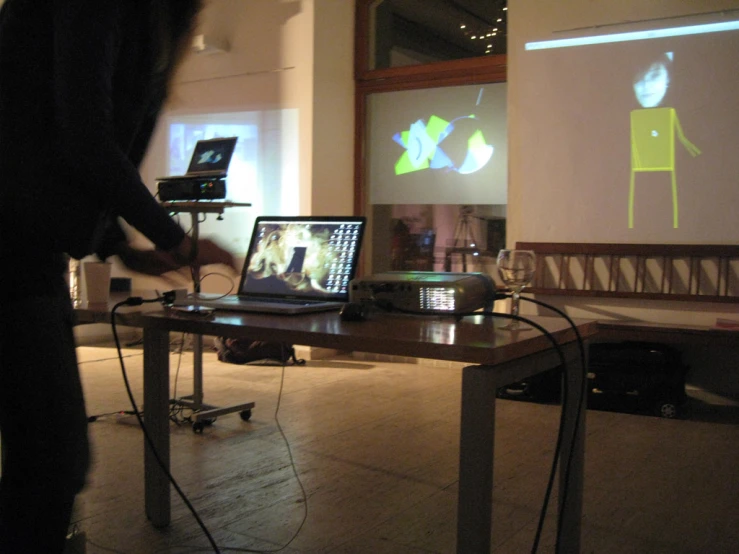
186,137,238,175
238,216,366,302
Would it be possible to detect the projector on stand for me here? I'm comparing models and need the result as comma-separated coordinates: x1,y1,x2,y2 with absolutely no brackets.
157,178,227,202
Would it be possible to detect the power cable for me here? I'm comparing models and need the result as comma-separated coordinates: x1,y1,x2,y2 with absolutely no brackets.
519,296,588,554
370,296,584,554
110,297,308,554
111,297,221,553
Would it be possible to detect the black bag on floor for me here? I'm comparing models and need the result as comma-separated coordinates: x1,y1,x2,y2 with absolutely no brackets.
214,337,305,366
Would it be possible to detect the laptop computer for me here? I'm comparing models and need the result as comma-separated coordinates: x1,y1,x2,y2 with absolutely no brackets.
174,215,367,314
157,136,238,182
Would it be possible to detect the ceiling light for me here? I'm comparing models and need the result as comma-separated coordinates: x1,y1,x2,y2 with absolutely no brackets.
497,18,502,22
460,24,466,29
471,35,477,39
503,7,507,10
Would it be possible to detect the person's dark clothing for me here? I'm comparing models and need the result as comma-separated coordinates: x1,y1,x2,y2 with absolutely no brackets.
0,0,201,551
0,277,89,553
0,0,190,293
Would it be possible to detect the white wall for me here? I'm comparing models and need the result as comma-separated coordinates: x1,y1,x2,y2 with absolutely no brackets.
310,0,356,215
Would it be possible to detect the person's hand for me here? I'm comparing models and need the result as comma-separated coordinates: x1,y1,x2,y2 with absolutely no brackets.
115,243,182,276
168,235,237,273
115,237,237,277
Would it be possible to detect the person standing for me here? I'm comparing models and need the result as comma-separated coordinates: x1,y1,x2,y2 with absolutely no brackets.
0,0,235,551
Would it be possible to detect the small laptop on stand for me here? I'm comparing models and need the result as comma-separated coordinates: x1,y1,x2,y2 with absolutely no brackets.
174,215,367,315
157,136,238,183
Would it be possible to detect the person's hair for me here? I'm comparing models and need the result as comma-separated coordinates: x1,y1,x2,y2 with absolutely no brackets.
151,0,204,90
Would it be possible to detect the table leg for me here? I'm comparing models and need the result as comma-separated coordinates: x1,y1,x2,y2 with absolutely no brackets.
457,365,497,553
192,334,204,409
557,341,587,553
143,327,171,527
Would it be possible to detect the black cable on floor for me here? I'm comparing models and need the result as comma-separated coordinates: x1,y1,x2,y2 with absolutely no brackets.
108,298,308,554
371,301,574,554
520,295,587,554
111,297,222,554
164,344,309,554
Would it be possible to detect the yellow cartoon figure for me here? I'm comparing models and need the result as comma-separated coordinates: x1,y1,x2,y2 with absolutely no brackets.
629,53,701,228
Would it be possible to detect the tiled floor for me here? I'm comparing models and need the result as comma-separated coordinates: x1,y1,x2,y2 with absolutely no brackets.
65,342,739,553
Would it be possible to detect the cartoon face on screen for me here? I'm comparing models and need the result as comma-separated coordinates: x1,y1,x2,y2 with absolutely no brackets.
633,53,672,108
247,224,338,293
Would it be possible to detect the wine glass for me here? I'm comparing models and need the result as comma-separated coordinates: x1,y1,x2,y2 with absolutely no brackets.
496,249,536,330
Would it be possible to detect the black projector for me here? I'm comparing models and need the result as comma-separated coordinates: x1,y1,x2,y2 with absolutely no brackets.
349,271,496,313
157,178,226,202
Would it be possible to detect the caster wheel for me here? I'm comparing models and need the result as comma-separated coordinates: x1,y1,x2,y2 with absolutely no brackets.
192,421,205,434
239,409,252,421
655,400,679,419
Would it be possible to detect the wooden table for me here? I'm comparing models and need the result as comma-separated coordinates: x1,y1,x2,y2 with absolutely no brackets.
72,292,164,326
131,307,597,553
597,320,739,347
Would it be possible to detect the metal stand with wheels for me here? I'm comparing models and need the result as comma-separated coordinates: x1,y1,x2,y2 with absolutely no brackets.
162,201,255,433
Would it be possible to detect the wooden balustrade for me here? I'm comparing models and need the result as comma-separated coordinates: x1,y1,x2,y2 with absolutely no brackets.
515,243,739,303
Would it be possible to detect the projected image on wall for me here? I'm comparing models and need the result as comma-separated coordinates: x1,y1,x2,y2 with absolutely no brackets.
520,17,739,244
629,52,701,229
393,113,494,176
368,82,507,206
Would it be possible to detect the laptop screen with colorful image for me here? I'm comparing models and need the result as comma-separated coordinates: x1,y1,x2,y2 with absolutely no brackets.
238,216,366,303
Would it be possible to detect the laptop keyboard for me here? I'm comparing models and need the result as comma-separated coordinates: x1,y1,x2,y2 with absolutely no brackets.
249,298,326,306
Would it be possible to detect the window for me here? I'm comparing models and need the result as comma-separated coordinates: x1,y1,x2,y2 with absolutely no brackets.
355,0,508,274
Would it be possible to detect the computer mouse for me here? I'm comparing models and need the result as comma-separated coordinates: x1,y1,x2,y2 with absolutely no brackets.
339,302,368,322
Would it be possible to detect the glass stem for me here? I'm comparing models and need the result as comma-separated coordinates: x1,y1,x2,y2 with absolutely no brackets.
510,290,521,318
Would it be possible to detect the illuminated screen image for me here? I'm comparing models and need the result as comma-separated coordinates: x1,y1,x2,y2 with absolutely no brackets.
393,113,494,176
186,137,237,174
629,52,702,229
240,218,365,300
518,16,739,243
368,83,507,206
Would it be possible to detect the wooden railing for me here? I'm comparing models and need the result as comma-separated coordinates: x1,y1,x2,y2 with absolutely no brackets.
515,243,739,304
